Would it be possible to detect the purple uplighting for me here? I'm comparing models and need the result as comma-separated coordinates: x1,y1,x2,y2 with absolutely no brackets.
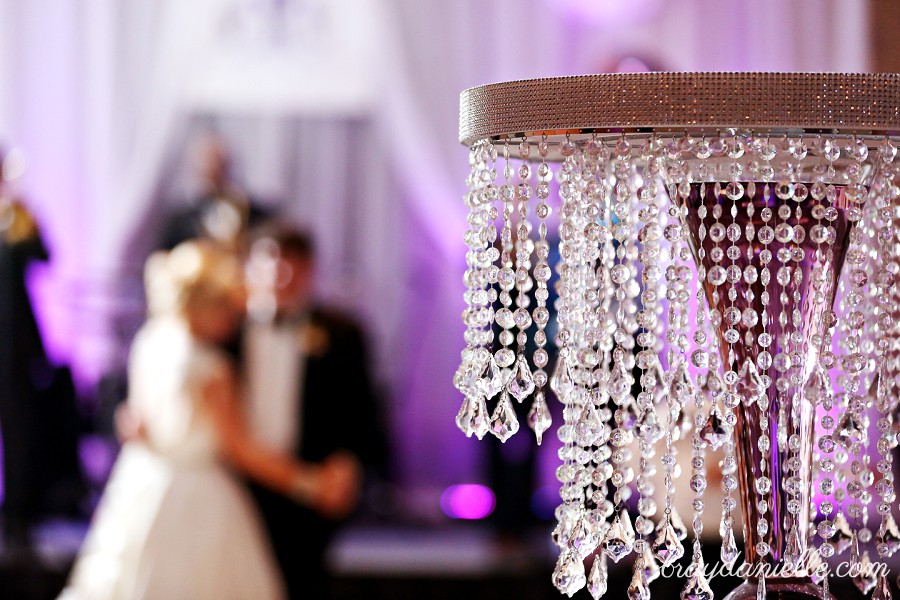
440,484,496,520
549,0,661,27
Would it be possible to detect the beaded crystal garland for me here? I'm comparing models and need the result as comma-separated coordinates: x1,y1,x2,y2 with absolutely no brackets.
455,74,900,599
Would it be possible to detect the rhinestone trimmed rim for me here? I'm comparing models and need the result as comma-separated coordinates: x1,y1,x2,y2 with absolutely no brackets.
459,72,900,145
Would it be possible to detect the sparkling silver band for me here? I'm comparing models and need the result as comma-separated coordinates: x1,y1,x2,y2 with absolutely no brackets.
459,72,900,145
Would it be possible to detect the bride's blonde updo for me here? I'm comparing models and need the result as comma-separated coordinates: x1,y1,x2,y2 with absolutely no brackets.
144,240,244,318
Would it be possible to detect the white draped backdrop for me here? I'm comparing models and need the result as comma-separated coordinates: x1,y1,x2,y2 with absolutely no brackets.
0,0,871,512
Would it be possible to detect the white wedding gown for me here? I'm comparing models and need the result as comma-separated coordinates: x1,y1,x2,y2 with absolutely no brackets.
60,318,285,600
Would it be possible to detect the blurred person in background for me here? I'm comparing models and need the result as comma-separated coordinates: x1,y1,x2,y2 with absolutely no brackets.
243,224,385,600
0,148,84,553
61,241,357,600
93,132,270,441
157,132,270,253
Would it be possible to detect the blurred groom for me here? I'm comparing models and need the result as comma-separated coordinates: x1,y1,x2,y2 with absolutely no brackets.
242,224,384,599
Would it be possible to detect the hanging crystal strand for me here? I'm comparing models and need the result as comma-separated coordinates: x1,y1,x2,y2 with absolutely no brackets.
490,141,517,397
754,181,775,568
854,139,879,573
778,141,809,569
648,141,690,575
853,141,880,571
877,138,900,433
552,135,590,598
874,366,898,559
492,139,535,441
830,174,856,561
675,145,716,600
585,135,619,600
599,135,638,566
588,134,619,548
664,135,703,535
455,140,499,438
833,135,875,573
871,141,900,567
687,145,720,556
700,150,731,454
722,135,761,573
571,136,615,566
529,135,553,444
627,137,664,596
807,160,841,566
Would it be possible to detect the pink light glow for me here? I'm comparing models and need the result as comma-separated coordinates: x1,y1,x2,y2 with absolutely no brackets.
548,0,662,27
440,484,496,520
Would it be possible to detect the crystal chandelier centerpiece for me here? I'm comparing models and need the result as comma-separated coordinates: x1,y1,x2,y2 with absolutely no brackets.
454,73,900,599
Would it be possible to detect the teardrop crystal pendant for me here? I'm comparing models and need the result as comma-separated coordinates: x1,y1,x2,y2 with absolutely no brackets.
454,364,481,401
850,530,860,565
784,526,801,568
641,542,660,583
570,512,596,559
587,552,608,600
681,555,713,600
551,360,575,400
603,515,635,563
636,406,665,444
575,400,603,446
468,394,490,439
652,518,685,566
490,391,519,442
835,411,868,449
552,548,586,597
477,355,507,399
877,514,900,556
627,557,652,600
721,522,740,568
803,365,830,404
699,405,729,449
527,390,552,445
507,354,535,401
455,395,475,436
737,358,766,403
853,551,877,594
609,362,632,404
873,573,893,600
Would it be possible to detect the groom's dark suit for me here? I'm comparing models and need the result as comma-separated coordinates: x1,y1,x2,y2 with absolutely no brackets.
246,306,383,600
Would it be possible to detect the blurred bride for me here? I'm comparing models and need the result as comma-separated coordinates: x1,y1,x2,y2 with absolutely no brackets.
60,241,356,600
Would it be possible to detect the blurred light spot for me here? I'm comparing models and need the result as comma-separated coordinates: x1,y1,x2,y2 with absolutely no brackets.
549,0,661,27
3,147,27,181
440,484,496,520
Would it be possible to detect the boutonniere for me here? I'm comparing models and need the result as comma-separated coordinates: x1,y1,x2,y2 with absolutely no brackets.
299,322,330,357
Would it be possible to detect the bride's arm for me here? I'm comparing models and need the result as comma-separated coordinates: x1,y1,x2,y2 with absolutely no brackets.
200,367,325,506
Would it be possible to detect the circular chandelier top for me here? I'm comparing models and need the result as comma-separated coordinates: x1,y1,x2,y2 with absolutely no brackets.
459,72,900,145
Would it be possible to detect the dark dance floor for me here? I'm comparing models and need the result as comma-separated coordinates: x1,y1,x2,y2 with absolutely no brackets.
0,520,895,599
